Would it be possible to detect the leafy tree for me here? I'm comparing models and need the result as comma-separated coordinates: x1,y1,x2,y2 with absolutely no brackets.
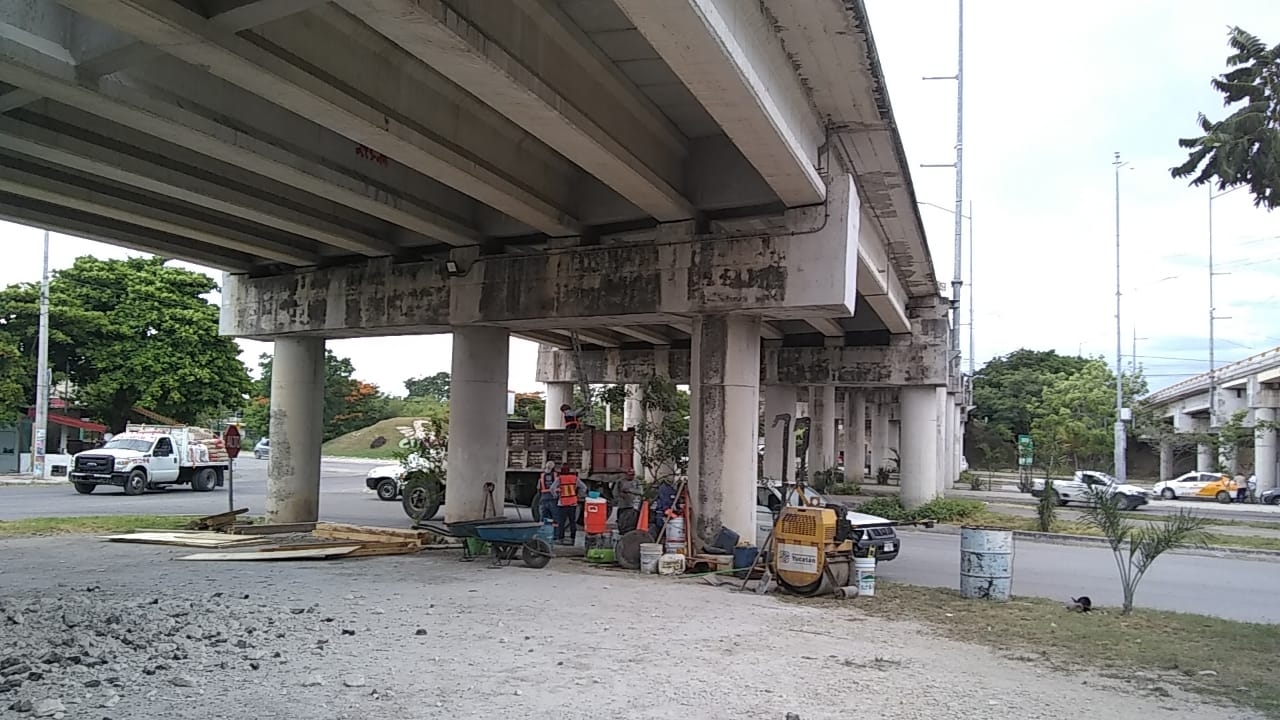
0,335,28,421
1079,488,1212,614
0,257,249,431
404,372,450,402
1029,360,1148,474
1172,27,1280,210
512,393,545,427
244,350,390,441
631,376,689,485
972,350,1093,455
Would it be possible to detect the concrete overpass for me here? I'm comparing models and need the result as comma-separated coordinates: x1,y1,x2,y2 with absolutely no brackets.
1142,346,1280,492
0,0,961,541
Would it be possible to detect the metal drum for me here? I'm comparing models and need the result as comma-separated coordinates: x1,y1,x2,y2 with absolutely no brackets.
959,526,1014,601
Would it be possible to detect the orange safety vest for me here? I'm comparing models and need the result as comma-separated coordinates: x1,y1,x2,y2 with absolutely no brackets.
564,413,581,430
538,471,557,495
558,473,580,506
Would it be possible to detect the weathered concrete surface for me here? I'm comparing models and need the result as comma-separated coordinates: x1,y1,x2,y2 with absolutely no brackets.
845,390,867,483
807,385,836,472
899,386,939,508
762,384,797,483
542,382,572,430
266,336,325,524
689,314,760,544
446,326,510,522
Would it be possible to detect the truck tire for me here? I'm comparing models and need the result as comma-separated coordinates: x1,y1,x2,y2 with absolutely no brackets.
192,468,218,492
72,482,95,495
376,478,399,501
123,469,148,496
402,481,442,523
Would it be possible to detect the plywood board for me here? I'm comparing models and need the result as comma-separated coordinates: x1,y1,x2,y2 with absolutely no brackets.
230,522,316,535
176,545,361,561
103,532,267,548
314,523,428,541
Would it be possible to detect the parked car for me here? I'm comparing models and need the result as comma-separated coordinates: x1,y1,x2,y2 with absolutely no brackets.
1030,470,1150,511
365,463,404,501
253,437,270,460
1152,471,1238,503
754,481,899,562
1260,487,1280,505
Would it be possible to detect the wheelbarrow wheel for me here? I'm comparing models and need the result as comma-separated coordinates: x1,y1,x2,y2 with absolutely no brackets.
521,538,552,569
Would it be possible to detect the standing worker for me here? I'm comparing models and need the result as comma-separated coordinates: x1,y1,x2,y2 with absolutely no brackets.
560,404,582,430
555,463,586,545
538,461,560,533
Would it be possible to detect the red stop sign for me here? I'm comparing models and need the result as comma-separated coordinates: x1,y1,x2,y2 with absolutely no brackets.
223,425,242,459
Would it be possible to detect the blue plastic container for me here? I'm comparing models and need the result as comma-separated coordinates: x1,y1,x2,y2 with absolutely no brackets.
733,546,759,570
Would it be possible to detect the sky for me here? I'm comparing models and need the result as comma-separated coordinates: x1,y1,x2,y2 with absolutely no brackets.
0,0,1277,396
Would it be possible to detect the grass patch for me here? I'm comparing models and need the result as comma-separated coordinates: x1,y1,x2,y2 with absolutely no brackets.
0,514,199,537
964,511,1280,552
804,582,1280,716
320,417,426,459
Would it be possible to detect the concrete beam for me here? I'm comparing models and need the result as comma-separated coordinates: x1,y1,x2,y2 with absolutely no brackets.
805,317,845,337
855,208,911,333
759,321,783,340
553,328,622,348
61,0,578,236
336,0,693,221
0,158,321,266
615,0,825,207
612,325,673,346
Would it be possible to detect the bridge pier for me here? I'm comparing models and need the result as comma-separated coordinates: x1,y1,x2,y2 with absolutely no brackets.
265,337,325,524
543,382,572,430
762,385,797,483
844,390,867,484
899,387,940,509
807,385,836,475
1197,443,1215,473
446,327,510,522
1256,408,1277,495
1159,441,1175,482
870,395,892,479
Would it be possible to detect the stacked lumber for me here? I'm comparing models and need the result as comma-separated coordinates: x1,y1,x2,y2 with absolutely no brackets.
185,508,248,531
102,531,268,549
107,521,459,561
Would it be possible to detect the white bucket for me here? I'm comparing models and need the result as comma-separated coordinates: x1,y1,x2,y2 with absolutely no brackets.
664,517,686,554
657,553,686,576
639,543,663,574
854,556,876,597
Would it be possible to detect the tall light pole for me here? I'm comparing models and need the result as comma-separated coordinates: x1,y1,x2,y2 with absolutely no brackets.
1206,185,1239,428
1112,152,1127,483
918,200,975,373
32,230,50,479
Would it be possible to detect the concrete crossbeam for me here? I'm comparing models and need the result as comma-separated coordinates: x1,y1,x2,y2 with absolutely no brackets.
60,0,578,236
612,325,673,346
337,0,693,221
615,0,824,207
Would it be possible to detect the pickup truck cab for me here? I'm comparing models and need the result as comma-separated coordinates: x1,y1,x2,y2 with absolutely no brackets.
755,482,900,562
69,425,229,496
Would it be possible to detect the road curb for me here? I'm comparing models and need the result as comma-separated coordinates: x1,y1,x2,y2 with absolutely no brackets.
902,524,1280,560
0,478,67,486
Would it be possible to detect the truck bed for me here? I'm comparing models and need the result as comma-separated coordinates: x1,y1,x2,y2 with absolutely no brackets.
506,428,633,476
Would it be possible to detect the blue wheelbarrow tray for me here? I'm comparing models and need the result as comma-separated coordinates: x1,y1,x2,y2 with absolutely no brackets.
473,522,543,544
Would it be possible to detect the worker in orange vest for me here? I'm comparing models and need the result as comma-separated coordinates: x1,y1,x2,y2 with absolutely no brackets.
555,463,586,545
560,404,582,430
538,461,559,532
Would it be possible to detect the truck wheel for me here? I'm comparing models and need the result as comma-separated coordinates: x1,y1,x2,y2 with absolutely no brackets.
72,482,95,495
402,481,442,522
1216,490,1233,504
123,470,148,496
192,468,218,492
376,478,399,501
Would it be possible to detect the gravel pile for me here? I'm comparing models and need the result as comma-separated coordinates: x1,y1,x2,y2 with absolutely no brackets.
0,586,367,718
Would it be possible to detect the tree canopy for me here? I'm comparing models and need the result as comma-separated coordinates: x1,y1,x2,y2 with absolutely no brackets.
404,372,450,402
1171,27,1280,209
972,350,1093,441
244,350,390,441
0,256,249,431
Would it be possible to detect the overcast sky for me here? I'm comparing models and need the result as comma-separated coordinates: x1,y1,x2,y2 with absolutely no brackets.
1,0,1277,396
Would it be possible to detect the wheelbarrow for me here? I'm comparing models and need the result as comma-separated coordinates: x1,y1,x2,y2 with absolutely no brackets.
419,517,553,569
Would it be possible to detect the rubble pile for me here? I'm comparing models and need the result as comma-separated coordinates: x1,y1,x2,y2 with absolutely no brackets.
0,587,356,718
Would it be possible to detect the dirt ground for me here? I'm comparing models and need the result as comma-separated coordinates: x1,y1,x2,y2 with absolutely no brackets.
0,536,1259,720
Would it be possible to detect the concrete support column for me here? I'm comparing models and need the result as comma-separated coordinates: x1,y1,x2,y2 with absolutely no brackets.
936,387,950,496
844,390,867,484
623,383,644,476
955,411,965,479
266,337,325,524
762,384,797,483
543,382,572,429
1196,443,1214,472
1220,445,1239,476
1256,408,1277,495
447,327,510,522
870,396,889,476
689,314,761,544
807,385,836,473
1159,441,1175,482
900,387,940,509
888,419,901,467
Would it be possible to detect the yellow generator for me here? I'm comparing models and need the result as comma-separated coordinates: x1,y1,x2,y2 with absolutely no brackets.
770,503,858,596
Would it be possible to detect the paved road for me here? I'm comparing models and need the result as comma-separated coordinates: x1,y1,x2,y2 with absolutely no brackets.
881,530,1280,623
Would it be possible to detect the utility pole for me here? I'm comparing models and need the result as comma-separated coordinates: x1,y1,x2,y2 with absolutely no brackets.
1206,186,1236,428
1112,152,1127,483
32,230,50,479
967,201,974,376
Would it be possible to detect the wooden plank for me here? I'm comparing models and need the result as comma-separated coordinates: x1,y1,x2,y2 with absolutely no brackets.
255,541,376,553
230,522,316,536
103,532,267,548
347,543,424,558
176,545,361,561
185,508,248,530
313,523,428,541
312,528,426,545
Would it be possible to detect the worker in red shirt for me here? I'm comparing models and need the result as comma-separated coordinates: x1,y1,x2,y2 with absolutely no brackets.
555,463,587,545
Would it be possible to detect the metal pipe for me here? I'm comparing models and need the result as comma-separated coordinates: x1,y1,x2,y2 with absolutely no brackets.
1208,185,1216,428
950,0,965,374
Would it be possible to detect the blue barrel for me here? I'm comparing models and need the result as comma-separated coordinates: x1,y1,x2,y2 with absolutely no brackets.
960,527,1014,601
732,546,758,570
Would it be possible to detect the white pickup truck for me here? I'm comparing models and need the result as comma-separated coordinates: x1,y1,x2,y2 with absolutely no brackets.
1030,470,1150,511
68,424,230,495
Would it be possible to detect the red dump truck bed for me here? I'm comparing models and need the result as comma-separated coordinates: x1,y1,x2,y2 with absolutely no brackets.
506,428,634,477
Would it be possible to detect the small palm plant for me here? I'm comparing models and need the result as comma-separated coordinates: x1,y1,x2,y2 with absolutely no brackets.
1078,488,1212,614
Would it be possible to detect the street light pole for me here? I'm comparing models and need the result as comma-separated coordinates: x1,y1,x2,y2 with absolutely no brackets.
1113,152,1127,483
32,230,50,479
967,201,975,376
1206,186,1238,427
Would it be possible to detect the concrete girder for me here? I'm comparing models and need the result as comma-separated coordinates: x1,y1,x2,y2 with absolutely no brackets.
0,35,406,256
336,0,694,221
854,208,911,333
805,317,844,338
59,0,579,236
614,0,825,208
612,325,673,345
0,111,383,258
552,328,622,348
0,192,257,271
0,157,321,266
759,322,783,340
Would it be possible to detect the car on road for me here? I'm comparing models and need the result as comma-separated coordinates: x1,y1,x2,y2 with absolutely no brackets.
754,481,899,562
1260,487,1280,505
1029,470,1150,511
1152,471,1238,503
365,463,404,501
253,438,270,460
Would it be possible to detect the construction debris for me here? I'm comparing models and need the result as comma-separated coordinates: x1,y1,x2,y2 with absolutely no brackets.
229,522,317,535
106,521,461,561
102,531,268,549
184,508,248,531
176,545,361,561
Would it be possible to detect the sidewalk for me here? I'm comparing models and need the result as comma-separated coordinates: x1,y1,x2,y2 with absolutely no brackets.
0,474,66,486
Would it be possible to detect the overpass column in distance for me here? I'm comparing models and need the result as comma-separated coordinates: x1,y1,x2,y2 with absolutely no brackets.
869,393,889,478
900,386,940,508
265,337,325,524
543,381,572,429
807,385,836,474
446,327,510,522
762,384,797,483
1196,443,1214,473
844,390,867,484
689,314,761,545
1158,441,1175,482
1255,408,1277,495
623,383,644,477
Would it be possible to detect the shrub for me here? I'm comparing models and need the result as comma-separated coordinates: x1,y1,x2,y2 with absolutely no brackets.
855,497,908,521
1036,478,1057,532
960,470,987,491
855,496,984,523
827,482,862,496
810,467,842,492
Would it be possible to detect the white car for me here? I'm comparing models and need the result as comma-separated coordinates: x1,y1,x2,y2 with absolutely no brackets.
365,464,404,501
1030,470,1150,511
1152,471,1238,503
754,482,899,561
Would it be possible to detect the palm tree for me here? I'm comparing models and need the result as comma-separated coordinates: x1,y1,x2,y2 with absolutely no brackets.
1171,27,1280,210
1078,489,1212,614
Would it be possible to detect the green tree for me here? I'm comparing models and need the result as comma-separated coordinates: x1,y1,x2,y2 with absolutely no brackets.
1172,27,1280,210
1029,360,1148,473
0,257,249,431
512,393,546,426
971,350,1093,459
0,335,27,421
244,350,390,441
404,371,450,402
